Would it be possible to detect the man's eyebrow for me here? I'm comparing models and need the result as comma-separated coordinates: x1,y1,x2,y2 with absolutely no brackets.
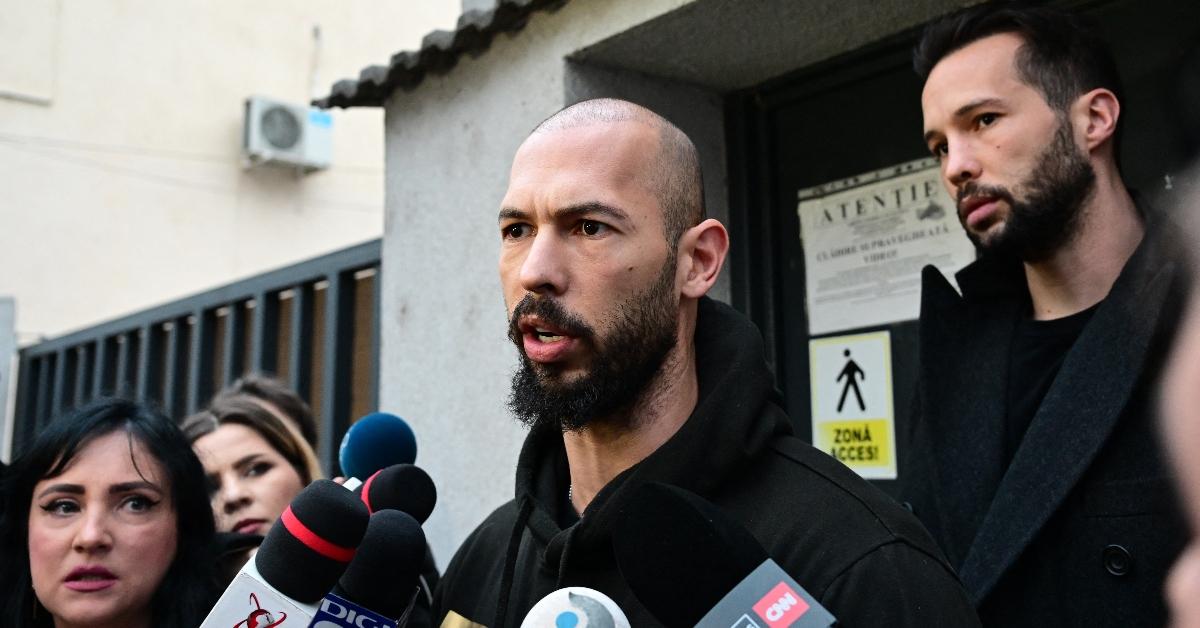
498,202,632,224
498,207,528,223
924,97,1006,143
553,202,631,223
953,97,1004,119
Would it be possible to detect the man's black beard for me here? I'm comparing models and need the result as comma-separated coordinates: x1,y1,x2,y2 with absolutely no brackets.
957,118,1096,262
506,259,678,433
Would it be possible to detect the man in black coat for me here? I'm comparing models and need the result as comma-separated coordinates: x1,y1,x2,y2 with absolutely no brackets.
433,98,980,627
901,3,1191,626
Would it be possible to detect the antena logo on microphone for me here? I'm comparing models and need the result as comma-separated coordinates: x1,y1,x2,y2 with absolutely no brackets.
519,587,629,628
234,592,288,628
751,582,809,628
554,591,616,628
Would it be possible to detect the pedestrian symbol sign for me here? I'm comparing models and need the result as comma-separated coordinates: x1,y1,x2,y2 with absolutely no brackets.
837,349,866,412
809,331,896,479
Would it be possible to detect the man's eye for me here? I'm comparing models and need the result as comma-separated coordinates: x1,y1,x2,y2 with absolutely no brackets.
580,220,606,236
502,224,531,239
977,113,998,128
931,142,948,159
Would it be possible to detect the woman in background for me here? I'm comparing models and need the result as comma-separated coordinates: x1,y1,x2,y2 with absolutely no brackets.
0,398,218,627
183,394,321,537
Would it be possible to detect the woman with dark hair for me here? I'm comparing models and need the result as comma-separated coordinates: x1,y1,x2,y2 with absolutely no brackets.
0,398,219,627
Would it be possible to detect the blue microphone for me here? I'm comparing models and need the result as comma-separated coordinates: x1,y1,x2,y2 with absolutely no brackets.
338,412,417,479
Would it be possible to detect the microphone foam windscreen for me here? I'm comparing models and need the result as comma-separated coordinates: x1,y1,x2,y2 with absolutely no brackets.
256,479,371,603
612,482,768,628
355,463,437,523
334,510,427,618
339,412,417,478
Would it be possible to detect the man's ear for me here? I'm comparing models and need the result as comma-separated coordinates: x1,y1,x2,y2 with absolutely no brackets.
677,218,729,299
1075,87,1120,153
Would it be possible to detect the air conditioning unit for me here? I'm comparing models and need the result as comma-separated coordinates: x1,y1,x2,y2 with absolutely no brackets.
243,96,332,172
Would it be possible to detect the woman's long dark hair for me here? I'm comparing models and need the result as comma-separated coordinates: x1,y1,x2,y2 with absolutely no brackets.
0,398,219,627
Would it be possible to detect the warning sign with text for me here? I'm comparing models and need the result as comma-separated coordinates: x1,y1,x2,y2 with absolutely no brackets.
797,158,975,335
809,331,896,479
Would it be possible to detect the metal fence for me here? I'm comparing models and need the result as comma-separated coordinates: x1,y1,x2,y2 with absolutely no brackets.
11,239,381,473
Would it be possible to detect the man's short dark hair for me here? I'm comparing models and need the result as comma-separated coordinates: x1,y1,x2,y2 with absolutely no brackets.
914,2,1124,123
532,98,705,247
213,373,318,447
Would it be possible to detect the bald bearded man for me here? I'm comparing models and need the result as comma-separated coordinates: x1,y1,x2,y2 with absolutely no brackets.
432,99,979,628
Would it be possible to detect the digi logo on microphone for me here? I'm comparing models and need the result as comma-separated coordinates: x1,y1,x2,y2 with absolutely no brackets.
311,594,397,628
752,582,809,628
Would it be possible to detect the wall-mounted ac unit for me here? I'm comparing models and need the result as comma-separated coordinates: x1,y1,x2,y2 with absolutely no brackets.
243,96,332,172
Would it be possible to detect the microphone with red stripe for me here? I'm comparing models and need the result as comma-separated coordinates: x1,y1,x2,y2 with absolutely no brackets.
200,479,371,626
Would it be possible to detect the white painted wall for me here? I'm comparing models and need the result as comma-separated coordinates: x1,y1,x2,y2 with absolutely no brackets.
0,0,461,344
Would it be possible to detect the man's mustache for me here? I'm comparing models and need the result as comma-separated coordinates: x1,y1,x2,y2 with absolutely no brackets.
507,294,594,346
957,182,1016,214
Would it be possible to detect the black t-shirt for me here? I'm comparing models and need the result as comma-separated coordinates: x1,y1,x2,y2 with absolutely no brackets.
1005,301,1099,465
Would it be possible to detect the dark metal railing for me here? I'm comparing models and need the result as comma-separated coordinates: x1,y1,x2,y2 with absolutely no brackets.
11,239,381,473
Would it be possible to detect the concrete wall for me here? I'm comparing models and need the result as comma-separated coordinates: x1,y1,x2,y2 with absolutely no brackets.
379,0,969,565
0,0,461,345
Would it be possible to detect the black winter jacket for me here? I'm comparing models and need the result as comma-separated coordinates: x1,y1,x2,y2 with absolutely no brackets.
898,212,1191,626
433,298,980,627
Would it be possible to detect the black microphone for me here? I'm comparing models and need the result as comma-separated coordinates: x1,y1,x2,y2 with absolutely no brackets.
613,482,836,628
199,479,371,626
308,510,429,627
353,463,437,523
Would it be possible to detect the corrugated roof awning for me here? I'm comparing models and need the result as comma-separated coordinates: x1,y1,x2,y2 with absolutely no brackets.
315,0,568,109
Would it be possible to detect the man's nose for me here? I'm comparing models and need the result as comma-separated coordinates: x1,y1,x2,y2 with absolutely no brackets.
944,138,982,189
519,231,568,296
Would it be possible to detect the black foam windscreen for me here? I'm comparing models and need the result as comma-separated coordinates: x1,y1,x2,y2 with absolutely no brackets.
256,479,371,603
354,463,437,524
334,510,427,618
612,482,769,628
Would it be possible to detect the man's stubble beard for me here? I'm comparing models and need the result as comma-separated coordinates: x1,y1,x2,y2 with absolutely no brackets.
506,254,680,433
958,117,1097,262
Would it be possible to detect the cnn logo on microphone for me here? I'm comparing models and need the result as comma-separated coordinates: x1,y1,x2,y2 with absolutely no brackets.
751,582,809,628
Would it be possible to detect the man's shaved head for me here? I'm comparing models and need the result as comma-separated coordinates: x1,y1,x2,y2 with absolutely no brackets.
531,98,705,247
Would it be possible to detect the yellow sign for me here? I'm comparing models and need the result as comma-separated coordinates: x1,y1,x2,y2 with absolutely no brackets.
816,419,892,466
809,331,896,479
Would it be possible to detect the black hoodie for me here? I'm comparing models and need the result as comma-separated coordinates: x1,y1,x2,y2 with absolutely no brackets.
432,298,980,627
